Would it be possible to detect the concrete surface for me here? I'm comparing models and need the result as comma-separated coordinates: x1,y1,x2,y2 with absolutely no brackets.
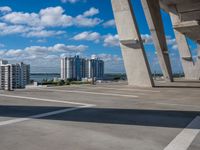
111,0,154,87
141,0,173,82
160,0,200,44
0,81,200,150
169,12,200,80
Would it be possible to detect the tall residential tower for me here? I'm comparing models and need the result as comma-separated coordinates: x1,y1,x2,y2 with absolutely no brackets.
0,60,30,90
61,56,104,81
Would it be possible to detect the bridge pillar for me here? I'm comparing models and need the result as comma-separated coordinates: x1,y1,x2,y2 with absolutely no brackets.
111,0,154,87
170,13,200,80
194,45,200,80
141,0,173,82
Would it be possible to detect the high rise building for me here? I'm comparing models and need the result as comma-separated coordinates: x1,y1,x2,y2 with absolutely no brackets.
61,56,104,81
0,60,30,90
61,56,85,80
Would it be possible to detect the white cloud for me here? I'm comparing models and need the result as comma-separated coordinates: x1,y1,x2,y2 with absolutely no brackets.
36,39,47,43
172,44,178,50
25,30,65,38
3,12,40,26
95,53,125,73
83,7,99,17
61,0,79,3
4,49,25,57
97,53,122,62
0,6,12,13
48,44,88,52
3,6,73,27
72,31,101,43
166,36,176,45
44,55,59,59
0,22,65,38
2,6,102,28
141,34,153,45
1,43,88,60
0,6,102,39
103,19,116,28
75,15,102,27
0,50,6,55
0,23,29,35
103,34,119,47
141,34,178,51
39,6,73,27
74,7,102,27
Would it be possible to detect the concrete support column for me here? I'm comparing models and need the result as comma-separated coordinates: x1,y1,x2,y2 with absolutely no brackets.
141,0,173,82
169,13,199,80
111,0,154,87
195,45,200,79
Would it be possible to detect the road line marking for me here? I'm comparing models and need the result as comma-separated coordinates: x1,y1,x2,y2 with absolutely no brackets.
164,116,200,150
48,86,160,93
0,105,91,126
88,87,160,93
39,88,139,98
0,94,95,107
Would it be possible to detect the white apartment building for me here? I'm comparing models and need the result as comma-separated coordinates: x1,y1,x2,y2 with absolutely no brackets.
0,60,30,90
61,56,104,81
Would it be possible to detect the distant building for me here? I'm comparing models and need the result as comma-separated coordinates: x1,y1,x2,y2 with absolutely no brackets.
0,60,30,90
61,56,104,81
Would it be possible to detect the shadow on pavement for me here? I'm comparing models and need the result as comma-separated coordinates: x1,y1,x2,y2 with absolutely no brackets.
0,105,200,129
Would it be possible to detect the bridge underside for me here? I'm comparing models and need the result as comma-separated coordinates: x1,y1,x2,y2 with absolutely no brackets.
160,0,200,44
111,0,200,87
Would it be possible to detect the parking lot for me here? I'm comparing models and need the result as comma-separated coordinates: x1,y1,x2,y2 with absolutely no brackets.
0,81,200,150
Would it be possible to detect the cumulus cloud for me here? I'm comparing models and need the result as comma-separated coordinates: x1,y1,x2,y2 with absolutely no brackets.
83,7,99,17
72,32,120,46
103,19,116,28
74,7,102,27
72,31,101,43
61,0,79,3
39,7,73,27
141,34,178,51
0,6,12,13
141,34,153,45
3,6,73,27
0,22,65,37
0,23,29,35
103,34,119,47
0,6,102,38
172,44,178,50
96,53,122,62
25,30,65,38
2,6,101,28
0,43,88,60
74,16,102,27
166,36,176,45
95,53,125,73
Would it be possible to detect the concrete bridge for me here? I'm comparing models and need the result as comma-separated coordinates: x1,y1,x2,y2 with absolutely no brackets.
111,0,200,87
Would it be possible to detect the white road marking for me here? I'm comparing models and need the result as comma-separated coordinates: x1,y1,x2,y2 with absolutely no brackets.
88,86,160,93
164,116,200,150
48,86,160,93
0,94,95,107
38,88,139,98
0,105,91,126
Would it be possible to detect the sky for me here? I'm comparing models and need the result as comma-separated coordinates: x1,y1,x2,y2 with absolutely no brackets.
0,0,198,73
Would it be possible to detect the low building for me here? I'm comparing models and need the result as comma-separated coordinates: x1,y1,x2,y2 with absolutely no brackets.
0,60,30,90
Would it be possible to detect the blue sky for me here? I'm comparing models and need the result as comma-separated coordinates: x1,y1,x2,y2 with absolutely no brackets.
0,0,198,73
